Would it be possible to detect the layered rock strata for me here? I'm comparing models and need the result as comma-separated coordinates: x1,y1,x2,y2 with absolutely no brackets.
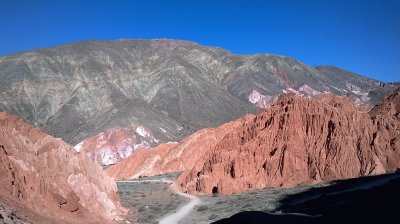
0,112,126,223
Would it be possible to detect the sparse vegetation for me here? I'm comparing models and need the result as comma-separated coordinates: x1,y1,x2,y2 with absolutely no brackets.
196,205,208,212
117,173,189,224
117,172,324,224
208,214,218,220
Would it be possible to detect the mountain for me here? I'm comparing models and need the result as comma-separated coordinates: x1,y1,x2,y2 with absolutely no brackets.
106,88,400,195
0,39,395,165
0,112,126,223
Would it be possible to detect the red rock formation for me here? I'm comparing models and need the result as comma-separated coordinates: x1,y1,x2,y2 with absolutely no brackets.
178,90,400,194
107,89,400,195
0,112,127,223
105,142,178,179
370,87,400,119
105,121,241,180
75,125,159,166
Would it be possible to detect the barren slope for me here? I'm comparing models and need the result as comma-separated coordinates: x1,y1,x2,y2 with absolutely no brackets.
0,112,126,223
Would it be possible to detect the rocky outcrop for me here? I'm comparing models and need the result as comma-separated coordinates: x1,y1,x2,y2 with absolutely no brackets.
0,39,394,150
107,89,400,195
248,89,279,109
105,142,178,179
105,120,241,179
75,125,159,166
178,89,400,194
0,112,126,223
370,87,400,119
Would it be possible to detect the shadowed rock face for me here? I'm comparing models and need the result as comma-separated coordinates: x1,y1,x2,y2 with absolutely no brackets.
107,89,400,195
0,112,126,223
0,39,394,151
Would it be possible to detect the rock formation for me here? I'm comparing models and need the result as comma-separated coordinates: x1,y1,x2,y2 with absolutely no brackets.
105,121,241,179
75,125,159,166
0,112,126,223
107,88,400,195
179,89,400,194
0,39,394,151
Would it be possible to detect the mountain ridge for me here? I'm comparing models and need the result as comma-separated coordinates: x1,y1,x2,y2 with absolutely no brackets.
0,39,396,165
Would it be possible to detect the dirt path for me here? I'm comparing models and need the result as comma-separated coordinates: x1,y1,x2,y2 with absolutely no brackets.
117,178,200,224
158,182,200,224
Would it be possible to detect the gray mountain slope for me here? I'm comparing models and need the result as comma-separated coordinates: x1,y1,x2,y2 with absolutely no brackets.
0,39,395,145
315,65,389,104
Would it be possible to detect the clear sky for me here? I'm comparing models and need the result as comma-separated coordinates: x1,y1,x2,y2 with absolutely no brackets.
1,0,399,82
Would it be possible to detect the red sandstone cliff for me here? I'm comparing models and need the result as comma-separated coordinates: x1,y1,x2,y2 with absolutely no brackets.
0,112,127,223
107,89,400,195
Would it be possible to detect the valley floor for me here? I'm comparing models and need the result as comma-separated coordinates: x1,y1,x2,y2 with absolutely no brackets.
118,171,400,224
117,173,189,224
117,173,323,224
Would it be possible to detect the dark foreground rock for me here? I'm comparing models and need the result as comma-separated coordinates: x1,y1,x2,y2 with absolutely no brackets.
213,171,400,224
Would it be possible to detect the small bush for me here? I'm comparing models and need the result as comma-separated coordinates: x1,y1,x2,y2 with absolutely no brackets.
197,205,208,212
208,214,218,220
138,207,146,212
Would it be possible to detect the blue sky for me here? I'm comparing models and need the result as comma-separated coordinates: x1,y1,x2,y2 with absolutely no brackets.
1,0,399,82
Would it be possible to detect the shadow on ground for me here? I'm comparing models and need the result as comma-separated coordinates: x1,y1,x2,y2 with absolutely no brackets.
213,172,400,224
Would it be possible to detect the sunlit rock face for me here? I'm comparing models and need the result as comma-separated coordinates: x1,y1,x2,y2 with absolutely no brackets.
248,85,325,109
75,125,159,165
104,121,240,180
0,39,394,152
179,90,400,195
106,89,400,195
248,90,279,109
0,112,127,224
